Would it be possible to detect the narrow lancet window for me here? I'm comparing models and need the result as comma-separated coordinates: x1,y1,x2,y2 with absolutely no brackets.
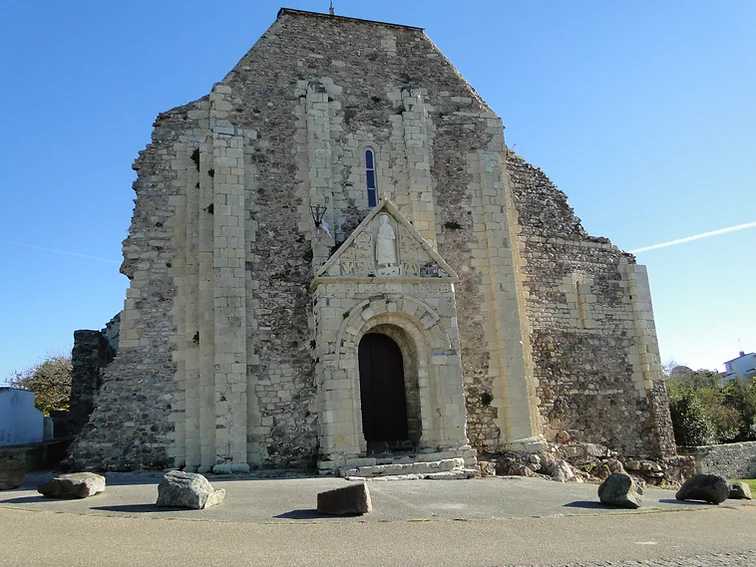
365,148,378,208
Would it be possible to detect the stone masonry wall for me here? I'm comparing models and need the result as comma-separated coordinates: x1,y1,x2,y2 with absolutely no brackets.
68,109,185,470
70,9,673,469
682,441,756,479
217,11,532,461
507,153,675,458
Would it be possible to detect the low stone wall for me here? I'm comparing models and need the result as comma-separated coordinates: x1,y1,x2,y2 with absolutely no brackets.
680,441,756,479
484,442,695,487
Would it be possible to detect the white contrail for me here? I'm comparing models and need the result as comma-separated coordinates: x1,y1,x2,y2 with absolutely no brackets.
0,239,121,264
629,221,756,254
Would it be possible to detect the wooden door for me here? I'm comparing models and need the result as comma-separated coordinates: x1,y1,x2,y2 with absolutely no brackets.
358,333,408,442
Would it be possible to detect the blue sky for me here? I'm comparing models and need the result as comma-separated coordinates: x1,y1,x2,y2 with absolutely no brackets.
1,0,753,381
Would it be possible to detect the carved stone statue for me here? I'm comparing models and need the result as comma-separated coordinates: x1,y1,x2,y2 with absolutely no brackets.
376,214,397,266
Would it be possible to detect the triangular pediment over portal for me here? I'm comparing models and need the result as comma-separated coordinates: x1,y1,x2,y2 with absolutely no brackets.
314,199,457,283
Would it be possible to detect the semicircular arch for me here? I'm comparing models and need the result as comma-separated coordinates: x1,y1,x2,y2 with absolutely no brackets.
335,294,452,355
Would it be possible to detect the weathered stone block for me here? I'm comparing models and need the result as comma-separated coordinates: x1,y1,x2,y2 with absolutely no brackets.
477,460,497,476
549,460,577,482
156,470,225,509
675,474,729,504
598,472,643,509
729,482,752,500
38,472,106,499
317,482,372,515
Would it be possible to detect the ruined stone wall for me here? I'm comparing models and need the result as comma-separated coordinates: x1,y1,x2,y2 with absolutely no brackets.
101,313,120,352
69,330,114,436
506,153,675,457
68,110,186,470
70,9,673,470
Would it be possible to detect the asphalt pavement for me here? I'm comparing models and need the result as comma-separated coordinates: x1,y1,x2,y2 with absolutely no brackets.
1,472,754,566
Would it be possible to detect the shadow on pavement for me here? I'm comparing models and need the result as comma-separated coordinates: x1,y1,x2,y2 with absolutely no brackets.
274,509,342,520
658,498,713,506
0,495,48,505
90,504,183,513
562,500,606,509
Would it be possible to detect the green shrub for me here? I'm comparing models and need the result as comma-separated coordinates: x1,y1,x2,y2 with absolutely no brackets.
666,366,756,444
668,388,714,446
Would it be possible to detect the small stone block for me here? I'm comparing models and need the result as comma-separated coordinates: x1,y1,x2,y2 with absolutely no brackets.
156,470,225,509
729,482,752,500
477,460,497,477
317,482,372,515
598,472,643,509
38,472,106,499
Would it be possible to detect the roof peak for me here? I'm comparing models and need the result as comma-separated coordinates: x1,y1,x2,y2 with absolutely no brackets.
276,7,424,31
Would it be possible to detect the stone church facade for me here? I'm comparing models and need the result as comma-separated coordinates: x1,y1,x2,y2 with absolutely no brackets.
69,9,675,473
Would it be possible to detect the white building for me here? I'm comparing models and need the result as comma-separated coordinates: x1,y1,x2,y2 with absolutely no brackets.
723,351,756,382
0,388,45,446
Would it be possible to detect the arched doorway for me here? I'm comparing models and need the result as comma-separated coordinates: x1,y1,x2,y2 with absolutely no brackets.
358,333,409,449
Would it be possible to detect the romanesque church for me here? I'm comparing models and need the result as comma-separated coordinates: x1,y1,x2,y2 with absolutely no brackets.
69,8,675,473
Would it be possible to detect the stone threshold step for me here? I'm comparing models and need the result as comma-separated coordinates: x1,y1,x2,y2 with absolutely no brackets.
345,468,479,481
339,457,476,479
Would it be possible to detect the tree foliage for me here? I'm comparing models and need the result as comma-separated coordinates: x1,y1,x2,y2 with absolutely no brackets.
665,364,756,445
668,388,714,446
7,355,72,416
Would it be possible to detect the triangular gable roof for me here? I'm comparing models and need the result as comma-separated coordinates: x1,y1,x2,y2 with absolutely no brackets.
277,8,424,31
215,9,490,115
314,198,457,281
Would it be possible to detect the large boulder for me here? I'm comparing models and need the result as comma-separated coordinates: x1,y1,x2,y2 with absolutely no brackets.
729,482,752,500
156,470,225,509
317,482,372,515
675,474,729,504
0,449,26,490
38,472,106,499
598,472,644,509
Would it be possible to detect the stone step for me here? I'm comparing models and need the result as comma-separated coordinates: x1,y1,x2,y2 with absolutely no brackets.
346,469,479,481
340,457,477,480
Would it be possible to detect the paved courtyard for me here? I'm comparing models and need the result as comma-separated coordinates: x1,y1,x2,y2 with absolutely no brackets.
1,473,754,566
